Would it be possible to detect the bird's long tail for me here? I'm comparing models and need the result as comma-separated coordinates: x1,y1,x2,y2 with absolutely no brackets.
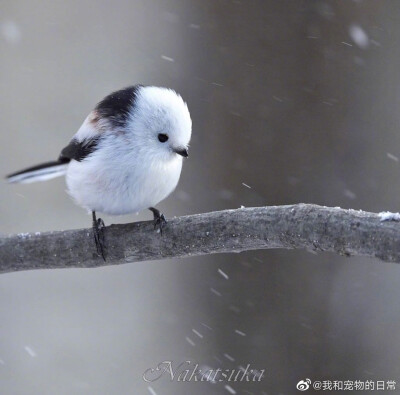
6,160,69,184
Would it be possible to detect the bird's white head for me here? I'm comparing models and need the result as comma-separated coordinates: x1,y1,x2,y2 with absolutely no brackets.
128,86,192,161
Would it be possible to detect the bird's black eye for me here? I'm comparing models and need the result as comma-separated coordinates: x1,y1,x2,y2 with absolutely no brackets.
158,133,169,143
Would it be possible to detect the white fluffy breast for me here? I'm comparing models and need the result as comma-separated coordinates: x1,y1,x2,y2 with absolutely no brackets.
66,138,183,215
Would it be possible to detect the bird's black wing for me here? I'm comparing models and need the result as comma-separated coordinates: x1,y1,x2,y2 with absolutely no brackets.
5,137,100,181
59,85,142,162
58,137,100,162
94,85,142,128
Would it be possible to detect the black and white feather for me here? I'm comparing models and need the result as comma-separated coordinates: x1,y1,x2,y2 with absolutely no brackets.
6,160,70,184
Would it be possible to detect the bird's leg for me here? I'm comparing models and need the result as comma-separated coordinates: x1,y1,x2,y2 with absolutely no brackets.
149,207,167,235
92,211,106,261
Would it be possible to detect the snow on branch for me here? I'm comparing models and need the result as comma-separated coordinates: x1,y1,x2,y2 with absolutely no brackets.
1,204,400,274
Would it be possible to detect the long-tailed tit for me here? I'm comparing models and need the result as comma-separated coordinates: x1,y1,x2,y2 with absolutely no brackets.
7,85,192,259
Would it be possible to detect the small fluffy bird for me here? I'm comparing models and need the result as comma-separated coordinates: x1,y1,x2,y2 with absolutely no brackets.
7,85,192,259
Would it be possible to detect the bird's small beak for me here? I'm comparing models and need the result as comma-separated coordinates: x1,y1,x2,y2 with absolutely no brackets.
174,148,189,158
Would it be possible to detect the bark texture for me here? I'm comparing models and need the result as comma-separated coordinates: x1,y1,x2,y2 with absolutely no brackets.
1,204,399,274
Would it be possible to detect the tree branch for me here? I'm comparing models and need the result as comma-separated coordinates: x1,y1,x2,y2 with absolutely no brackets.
1,204,399,274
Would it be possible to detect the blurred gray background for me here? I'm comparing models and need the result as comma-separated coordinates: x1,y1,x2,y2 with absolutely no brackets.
1,0,400,394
